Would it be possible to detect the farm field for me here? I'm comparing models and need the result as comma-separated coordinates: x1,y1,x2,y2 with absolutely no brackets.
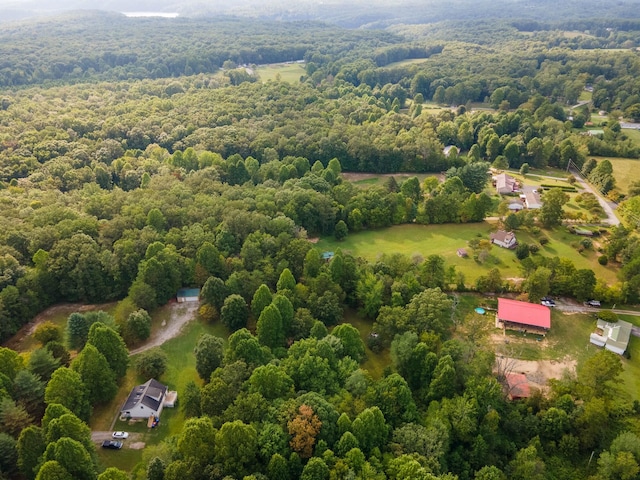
316,223,618,284
256,62,305,83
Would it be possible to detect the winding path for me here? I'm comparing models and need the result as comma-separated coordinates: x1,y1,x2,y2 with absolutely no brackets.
567,168,620,226
128,301,200,356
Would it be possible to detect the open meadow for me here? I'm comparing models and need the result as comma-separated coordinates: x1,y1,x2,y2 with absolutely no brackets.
256,62,306,83
316,223,617,284
602,155,640,194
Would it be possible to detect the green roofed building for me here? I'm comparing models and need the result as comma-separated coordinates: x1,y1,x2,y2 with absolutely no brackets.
177,288,200,302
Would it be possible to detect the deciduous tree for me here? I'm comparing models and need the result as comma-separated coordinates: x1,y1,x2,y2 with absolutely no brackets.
288,404,322,459
134,348,168,379
194,334,224,381
71,344,117,405
44,368,91,421
220,294,249,331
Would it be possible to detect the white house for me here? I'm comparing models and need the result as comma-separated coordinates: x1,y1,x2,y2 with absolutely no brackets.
490,230,517,249
120,379,175,420
589,319,632,355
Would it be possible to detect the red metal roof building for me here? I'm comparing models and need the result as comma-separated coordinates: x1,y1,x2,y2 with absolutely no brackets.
497,298,551,333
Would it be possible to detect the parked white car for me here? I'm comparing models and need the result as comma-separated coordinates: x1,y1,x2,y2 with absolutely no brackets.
112,431,129,439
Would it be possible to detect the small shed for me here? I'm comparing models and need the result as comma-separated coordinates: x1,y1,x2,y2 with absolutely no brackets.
508,202,524,212
506,373,531,400
322,251,334,262
177,288,200,303
574,228,594,237
457,248,468,258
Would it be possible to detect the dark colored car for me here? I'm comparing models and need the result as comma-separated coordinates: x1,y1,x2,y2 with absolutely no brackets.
102,440,123,449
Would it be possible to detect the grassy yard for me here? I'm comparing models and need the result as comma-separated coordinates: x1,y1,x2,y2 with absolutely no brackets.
602,155,640,194
338,309,390,380
496,310,599,362
578,90,593,102
316,223,618,284
256,63,305,83
92,312,231,472
622,128,640,147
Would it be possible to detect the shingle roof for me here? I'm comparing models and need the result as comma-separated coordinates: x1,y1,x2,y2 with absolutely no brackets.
496,173,516,192
490,230,516,243
121,379,168,412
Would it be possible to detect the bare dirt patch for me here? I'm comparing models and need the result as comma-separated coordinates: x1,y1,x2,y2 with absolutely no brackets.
129,301,199,355
496,356,577,393
128,442,146,450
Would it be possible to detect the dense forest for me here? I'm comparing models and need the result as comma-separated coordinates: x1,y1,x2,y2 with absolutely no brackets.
3,0,640,27
2,6,640,480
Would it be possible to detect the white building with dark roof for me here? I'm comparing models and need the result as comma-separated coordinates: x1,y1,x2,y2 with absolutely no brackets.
490,230,517,249
120,379,175,420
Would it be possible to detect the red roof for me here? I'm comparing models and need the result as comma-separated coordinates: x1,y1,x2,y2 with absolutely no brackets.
497,298,551,329
506,373,530,399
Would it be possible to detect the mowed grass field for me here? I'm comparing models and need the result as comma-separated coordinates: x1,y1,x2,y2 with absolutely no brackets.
256,63,305,83
594,155,640,194
316,223,618,284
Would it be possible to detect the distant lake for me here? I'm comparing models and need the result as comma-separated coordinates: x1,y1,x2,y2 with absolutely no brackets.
122,12,179,18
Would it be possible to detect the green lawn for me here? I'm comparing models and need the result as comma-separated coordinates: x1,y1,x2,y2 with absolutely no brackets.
497,310,599,362
578,90,593,102
504,168,573,184
316,223,618,284
603,155,640,194
256,63,305,83
622,128,640,147
590,113,608,125
338,310,390,380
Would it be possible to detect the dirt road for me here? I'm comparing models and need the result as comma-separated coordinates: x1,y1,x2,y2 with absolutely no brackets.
129,301,200,356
